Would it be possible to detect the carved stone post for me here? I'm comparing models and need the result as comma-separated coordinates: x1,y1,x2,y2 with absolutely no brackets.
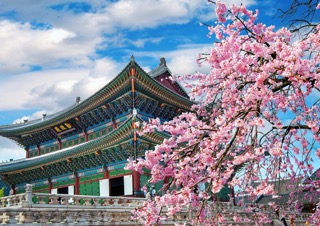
6,197,12,207
22,184,33,207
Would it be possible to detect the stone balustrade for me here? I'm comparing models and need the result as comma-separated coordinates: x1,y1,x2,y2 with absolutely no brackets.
0,193,26,208
0,184,313,225
0,208,139,225
32,193,144,209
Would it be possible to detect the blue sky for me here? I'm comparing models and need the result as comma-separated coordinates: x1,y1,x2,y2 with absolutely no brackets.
0,0,298,161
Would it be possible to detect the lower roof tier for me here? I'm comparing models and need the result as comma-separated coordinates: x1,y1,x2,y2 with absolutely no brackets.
0,115,169,185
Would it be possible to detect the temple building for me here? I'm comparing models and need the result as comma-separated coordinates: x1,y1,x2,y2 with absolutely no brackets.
0,57,193,197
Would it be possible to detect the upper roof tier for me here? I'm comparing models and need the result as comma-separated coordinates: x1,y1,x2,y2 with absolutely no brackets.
148,57,189,98
0,57,194,138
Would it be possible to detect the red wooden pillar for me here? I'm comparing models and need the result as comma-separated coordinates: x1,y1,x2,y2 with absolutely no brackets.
48,179,52,194
104,168,109,179
75,173,80,195
113,119,117,129
133,171,141,196
37,145,41,156
25,148,30,158
85,131,88,142
58,138,62,150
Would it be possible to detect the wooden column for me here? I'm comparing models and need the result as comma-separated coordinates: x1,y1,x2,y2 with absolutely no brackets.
58,138,62,150
112,118,117,129
25,148,30,158
132,118,141,196
133,171,141,196
75,173,80,195
48,179,52,194
37,145,41,156
104,168,109,179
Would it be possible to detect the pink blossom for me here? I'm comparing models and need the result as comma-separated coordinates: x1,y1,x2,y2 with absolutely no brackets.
216,1,228,22
234,118,244,127
129,1,320,224
255,147,265,156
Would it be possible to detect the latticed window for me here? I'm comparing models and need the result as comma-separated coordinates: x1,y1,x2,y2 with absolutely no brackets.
88,133,95,140
80,137,85,143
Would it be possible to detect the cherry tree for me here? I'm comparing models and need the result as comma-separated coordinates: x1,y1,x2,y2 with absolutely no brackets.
127,1,320,225
278,0,320,37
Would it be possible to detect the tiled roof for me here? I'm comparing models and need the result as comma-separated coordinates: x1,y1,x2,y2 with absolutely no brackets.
0,58,193,137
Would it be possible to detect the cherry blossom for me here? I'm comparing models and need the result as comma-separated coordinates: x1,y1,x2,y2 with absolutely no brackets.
127,1,320,225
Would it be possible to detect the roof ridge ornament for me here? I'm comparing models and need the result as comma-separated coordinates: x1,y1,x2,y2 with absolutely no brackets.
160,57,166,67
130,55,135,65
76,97,81,104
132,108,137,117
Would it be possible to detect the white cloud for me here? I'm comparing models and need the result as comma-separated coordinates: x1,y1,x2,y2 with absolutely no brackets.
0,0,260,75
103,0,203,29
0,137,25,162
0,57,121,115
130,37,163,48
223,0,257,6
12,110,47,124
0,20,95,74
0,68,90,111
0,1,206,75
167,47,212,75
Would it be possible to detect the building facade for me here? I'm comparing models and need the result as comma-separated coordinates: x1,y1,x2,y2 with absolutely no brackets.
0,57,193,197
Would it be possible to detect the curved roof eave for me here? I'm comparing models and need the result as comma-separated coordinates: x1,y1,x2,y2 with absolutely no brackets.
0,61,134,136
0,58,194,136
0,115,169,174
0,116,134,174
